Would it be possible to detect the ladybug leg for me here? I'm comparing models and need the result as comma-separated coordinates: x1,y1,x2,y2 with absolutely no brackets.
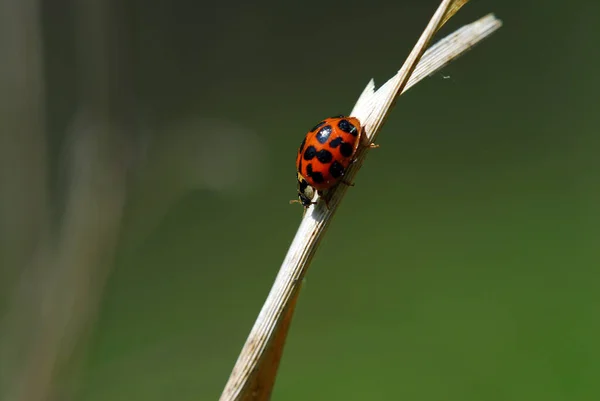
289,199,317,206
363,140,379,149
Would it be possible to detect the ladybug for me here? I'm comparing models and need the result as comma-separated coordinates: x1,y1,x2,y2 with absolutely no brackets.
293,115,374,208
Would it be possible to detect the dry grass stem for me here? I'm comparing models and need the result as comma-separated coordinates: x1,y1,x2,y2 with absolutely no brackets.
220,2,502,400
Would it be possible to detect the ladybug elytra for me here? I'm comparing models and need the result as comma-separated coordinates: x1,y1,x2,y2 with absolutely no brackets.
292,115,372,208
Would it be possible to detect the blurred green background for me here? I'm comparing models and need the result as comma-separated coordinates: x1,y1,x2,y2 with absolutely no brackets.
1,0,599,400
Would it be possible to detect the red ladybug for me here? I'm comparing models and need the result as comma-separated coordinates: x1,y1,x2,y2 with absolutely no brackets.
293,115,372,208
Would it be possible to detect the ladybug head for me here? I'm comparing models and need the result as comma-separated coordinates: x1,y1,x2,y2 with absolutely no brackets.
290,173,317,208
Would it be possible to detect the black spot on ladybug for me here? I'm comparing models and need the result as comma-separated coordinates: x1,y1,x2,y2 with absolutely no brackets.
306,164,324,183
328,137,343,148
329,161,345,178
311,171,324,183
340,142,354,157
338,119,358,136
298,137,306,154
317,149,333,164
316,125,332,144
303,146,317,161
310,121,326,132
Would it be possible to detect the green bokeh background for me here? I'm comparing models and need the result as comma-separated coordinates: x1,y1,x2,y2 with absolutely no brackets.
5,0,600,400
